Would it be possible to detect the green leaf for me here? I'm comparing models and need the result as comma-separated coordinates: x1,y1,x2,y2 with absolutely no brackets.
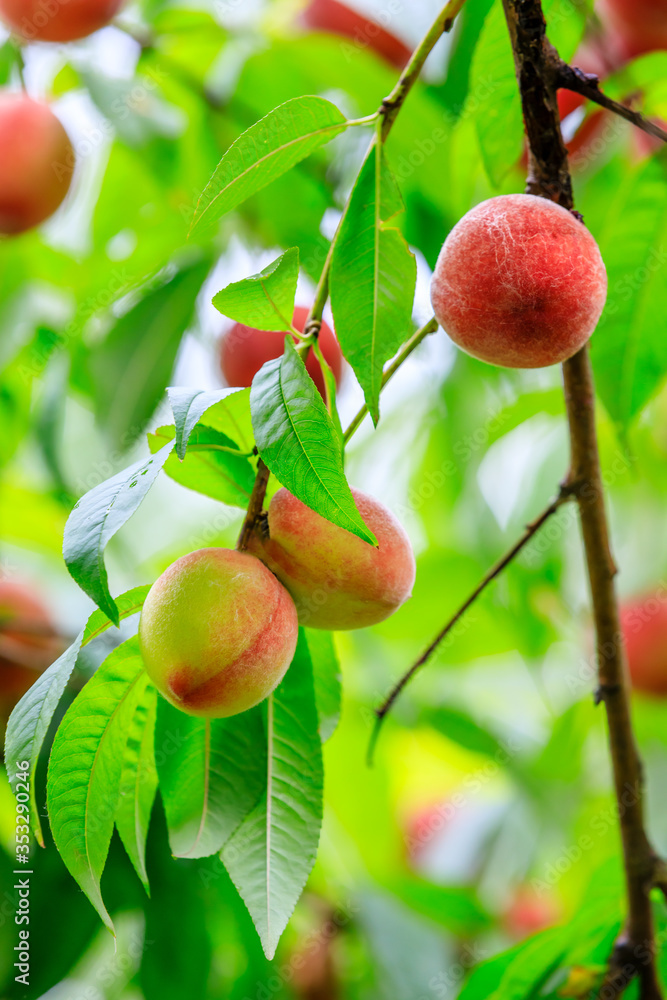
212,248,299,331
148,424,255,507
115,685,158,893
469,0,523,187
304,628,342,742
89,258,211,452
46,637,149,932
221,631,324,959
330,142,416,424
250,337,375,544
4,585,149,843
155,699,266,859
190,96,348,235
63,441,174,625
460,927,570,1000
591,156,667,426
168,386,246,460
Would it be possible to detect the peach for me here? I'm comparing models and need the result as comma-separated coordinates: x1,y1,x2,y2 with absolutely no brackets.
502,886,560,940
621,595,667,696
301,0,411,68
219,306,343,400
0,580,63,742
0,0,124,42
430,194,607,368
597,0,667,59
248,488,415,631
138,549,299,718
0,94,74,235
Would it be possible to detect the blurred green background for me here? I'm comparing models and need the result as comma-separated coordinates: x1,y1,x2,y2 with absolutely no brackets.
2,0,667,996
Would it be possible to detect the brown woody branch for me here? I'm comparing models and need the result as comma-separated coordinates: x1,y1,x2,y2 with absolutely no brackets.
557,62,667,144
369,484,574,763
236,458,270,551
503,0,663,996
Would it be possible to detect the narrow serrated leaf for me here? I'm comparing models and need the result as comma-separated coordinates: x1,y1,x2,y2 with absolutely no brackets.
213,248,299,331
168,387,245,460
5,585,149,843
190,97,347,235
250,338,375,545
155,699,266,859
47,637,148,932
221,631,323,959
330,143,416,424
64,441,174,624
115,685,158,893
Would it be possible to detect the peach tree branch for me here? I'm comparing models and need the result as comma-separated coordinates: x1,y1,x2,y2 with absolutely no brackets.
557,61,667,143
503,0,663,996
368,483,574,764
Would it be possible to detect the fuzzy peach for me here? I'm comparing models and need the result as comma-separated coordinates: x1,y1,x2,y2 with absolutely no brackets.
138,548,299,718
597,0,667,59
0,0,124,41
220,306,343,400
248,488,415,631
0,94,74,235
430,194,607,369
621,595,667,696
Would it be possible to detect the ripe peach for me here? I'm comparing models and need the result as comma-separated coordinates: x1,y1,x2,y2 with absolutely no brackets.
621,595,667,696
502,886,560,940
430,194,607,368
138,549,299,718
301,0,411,68
0,580,63,741
0,0,124,42
597,0,667,59
0,94,74,235
248,488,415,631
220,306,343,400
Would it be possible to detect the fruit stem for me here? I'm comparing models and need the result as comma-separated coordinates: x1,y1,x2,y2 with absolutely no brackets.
236,458,270,552
343,316,439,445
503,0,663,995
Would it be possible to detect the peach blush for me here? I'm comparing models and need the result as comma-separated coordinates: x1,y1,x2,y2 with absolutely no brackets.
430,194,607,369
138,548,298,718
621,596,667,697
248,488,415,631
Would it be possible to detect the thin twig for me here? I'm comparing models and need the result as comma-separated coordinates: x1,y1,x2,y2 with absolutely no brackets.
368,486,574,764
504,0,664,995
306,0,465,332
343,317,438,444
558,62,667,143
236,458,270,551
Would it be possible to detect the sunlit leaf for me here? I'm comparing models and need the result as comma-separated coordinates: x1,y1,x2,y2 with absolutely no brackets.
250,338,375,544
5,586,149,843
212,247,299,331
222,631,323,959
330,142,416,424
190,96,347,235
63,441,174,625
304,628,342,741
115,685,159,893
156,699,266,859
168,386,246,459
46,638,149,931
148,424,255,507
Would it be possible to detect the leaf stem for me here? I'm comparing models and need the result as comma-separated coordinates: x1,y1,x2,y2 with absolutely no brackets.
343,317,438,445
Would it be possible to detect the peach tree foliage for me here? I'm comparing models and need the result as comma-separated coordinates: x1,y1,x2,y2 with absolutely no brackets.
4,91,418,962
